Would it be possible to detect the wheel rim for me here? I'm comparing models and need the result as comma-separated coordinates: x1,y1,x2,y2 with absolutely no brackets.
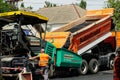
110,58,114,69
78,60,88,75
81,62,87,73
89,59,99,73
92,61,98,71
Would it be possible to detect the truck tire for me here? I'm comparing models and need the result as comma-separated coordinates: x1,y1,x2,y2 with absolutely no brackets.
89,59,99,74
78,59,88,75
109,56,115,69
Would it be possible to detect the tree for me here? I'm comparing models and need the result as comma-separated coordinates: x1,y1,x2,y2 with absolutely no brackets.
20,2,33,11
76,0,87,9
105,0,120,30
20,2,25,8
0,0,18,13
44,1,57,8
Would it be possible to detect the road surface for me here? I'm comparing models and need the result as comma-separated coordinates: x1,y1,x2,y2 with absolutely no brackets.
50,70,113,80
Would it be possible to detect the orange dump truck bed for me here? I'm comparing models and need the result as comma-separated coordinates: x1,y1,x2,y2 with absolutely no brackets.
44,15,112,54
44,8,114,54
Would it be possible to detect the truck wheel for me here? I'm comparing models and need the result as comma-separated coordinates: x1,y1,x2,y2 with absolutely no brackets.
109,56,115,69
48,64,55,78
78,59,88,75
89,59,99,74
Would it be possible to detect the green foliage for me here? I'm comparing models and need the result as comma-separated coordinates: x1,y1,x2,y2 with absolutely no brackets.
76,0,87,9
105,0,120,30
20,2,33,11
0,0,18,13
27,6,33,10
44,1,57,8
20,2,25,8
80,0,87,9
44,0,87,9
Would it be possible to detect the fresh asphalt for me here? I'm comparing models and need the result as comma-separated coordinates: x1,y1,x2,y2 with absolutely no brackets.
51,70,113,80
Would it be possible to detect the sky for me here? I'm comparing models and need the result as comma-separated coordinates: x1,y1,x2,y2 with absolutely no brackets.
18,0,108,11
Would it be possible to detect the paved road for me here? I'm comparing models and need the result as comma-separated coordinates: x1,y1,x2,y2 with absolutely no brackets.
2,70,113,80
50,70,113,80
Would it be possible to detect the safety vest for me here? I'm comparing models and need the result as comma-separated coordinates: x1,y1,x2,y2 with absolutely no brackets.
39,53,49,67
113,57,120,80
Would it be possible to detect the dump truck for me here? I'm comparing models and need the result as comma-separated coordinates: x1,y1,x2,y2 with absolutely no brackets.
0,11,82,80
38,8,116,75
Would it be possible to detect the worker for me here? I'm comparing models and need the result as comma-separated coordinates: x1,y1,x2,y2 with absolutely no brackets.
113,47,120,80
29,49,51,80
